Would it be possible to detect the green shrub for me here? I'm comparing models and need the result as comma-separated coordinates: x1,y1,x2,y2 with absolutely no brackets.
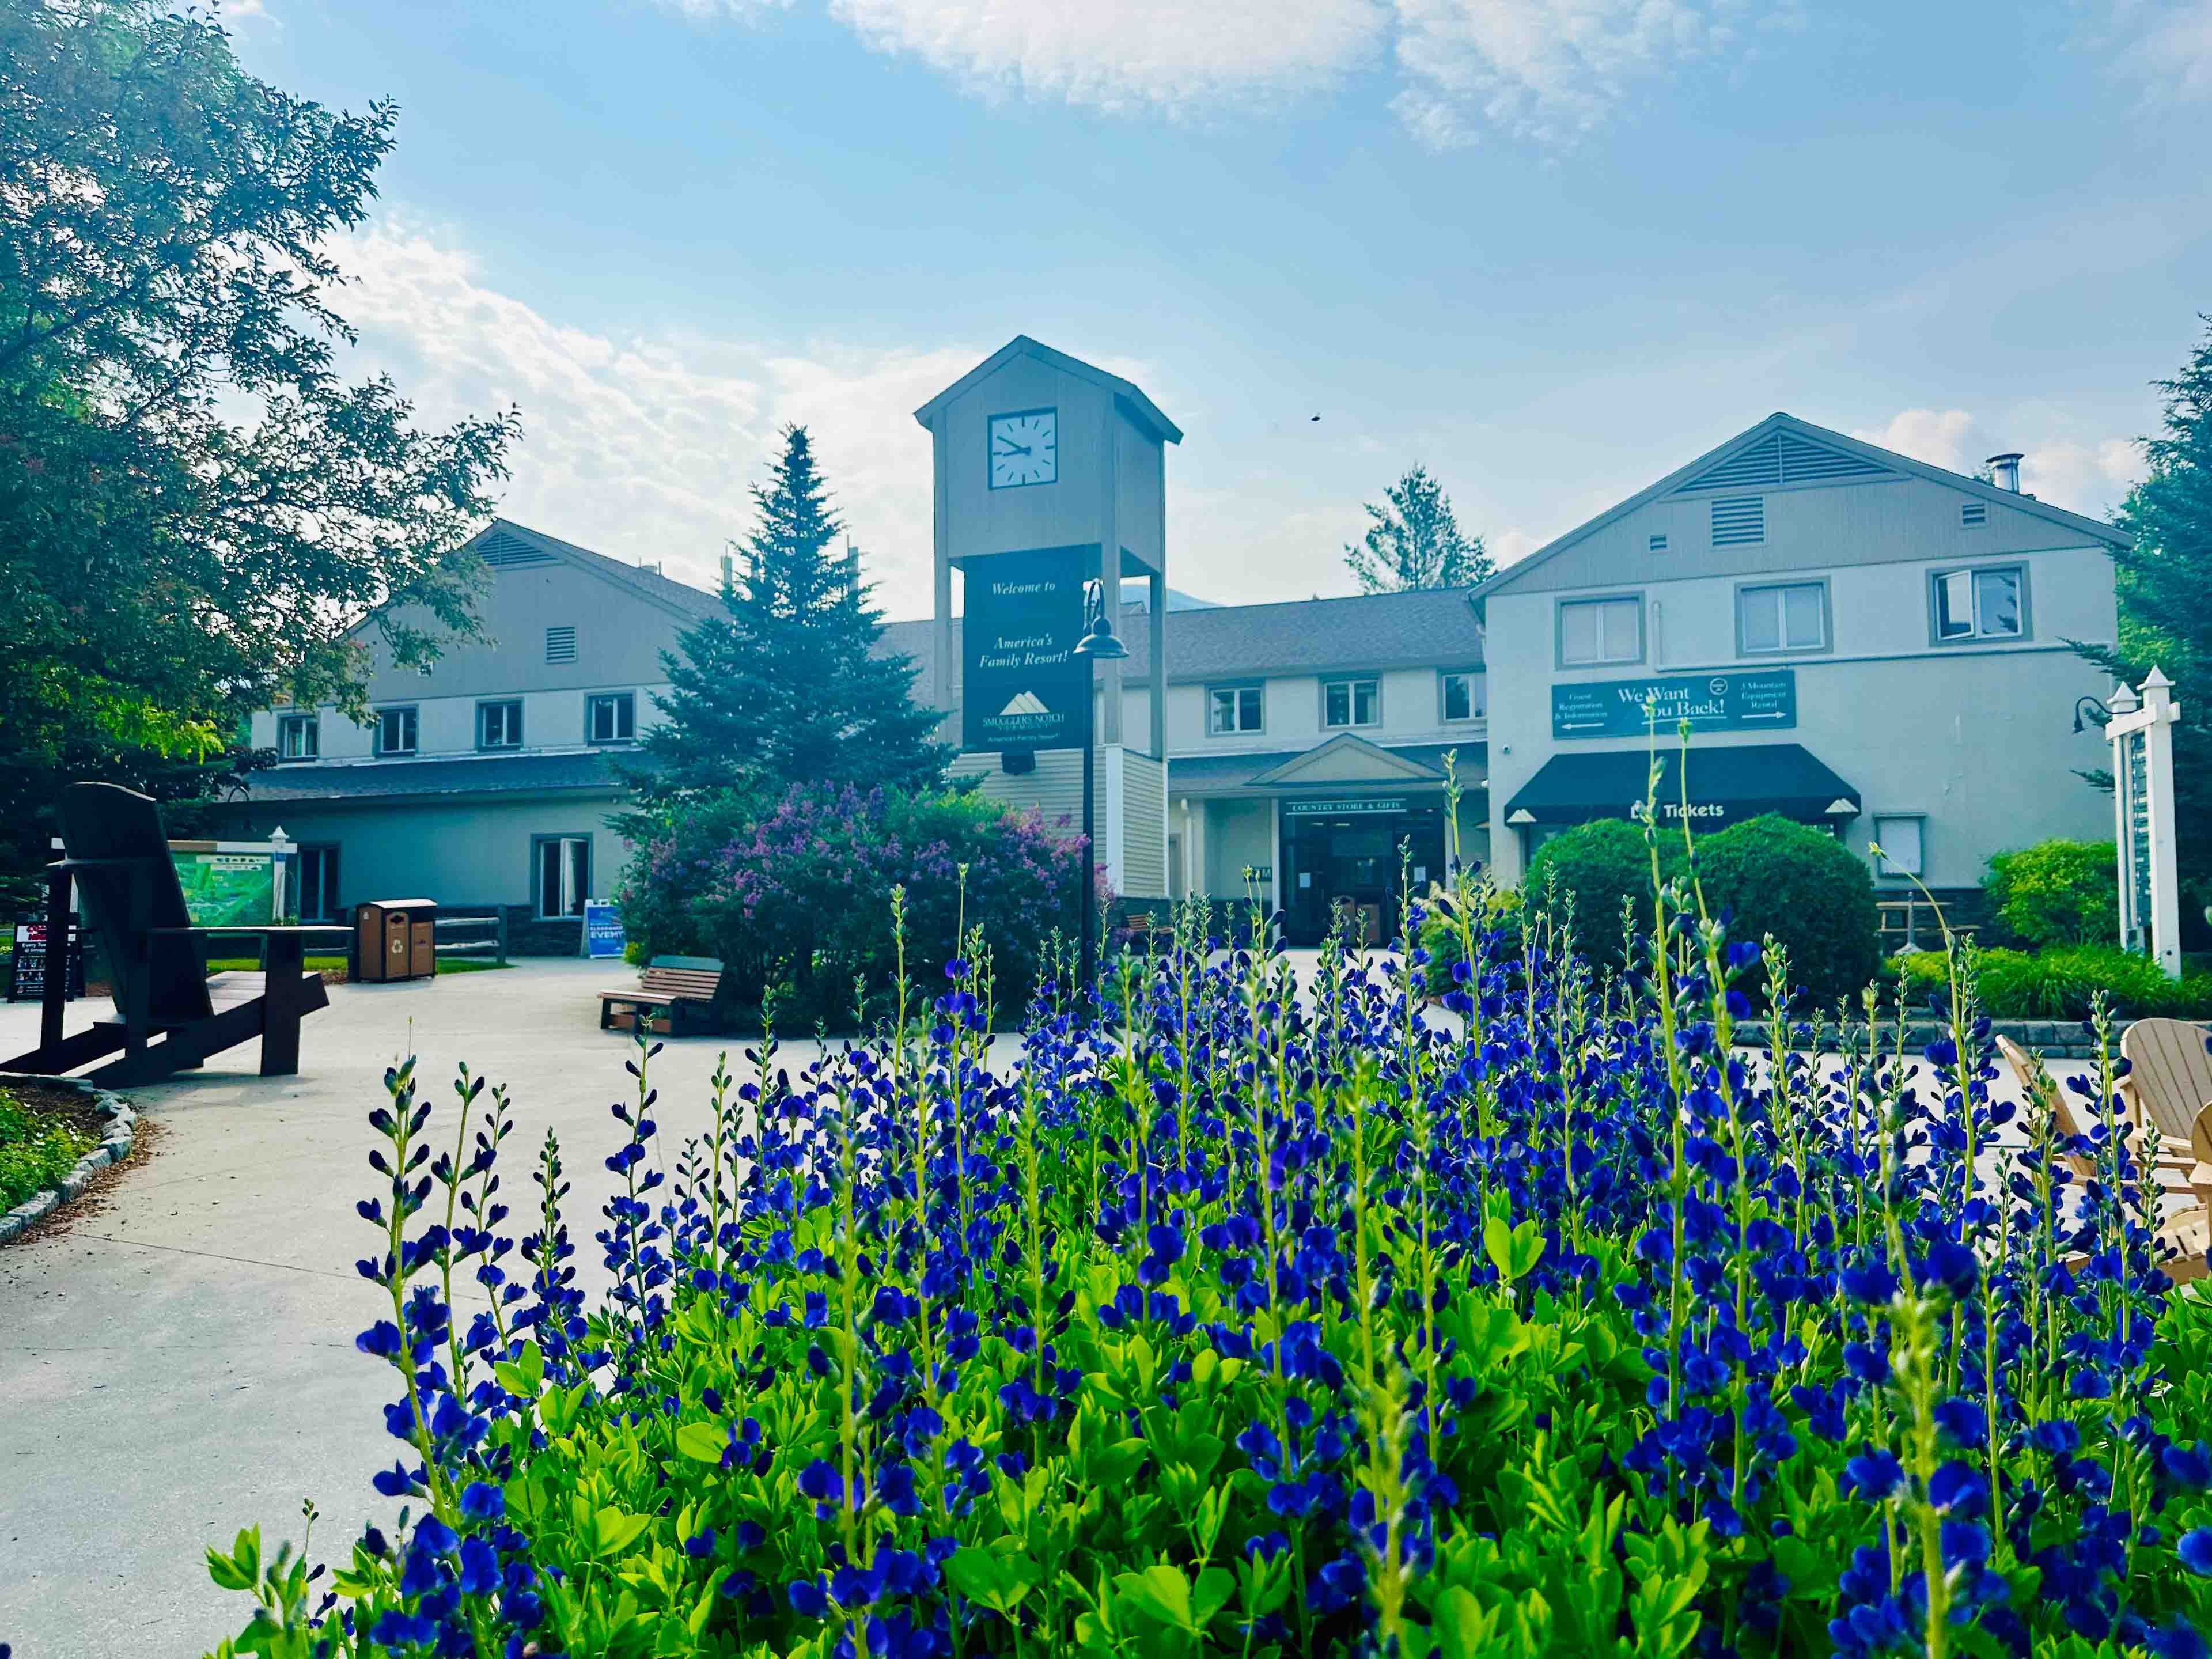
1984,839,2118,948
1523,818,1653,966
0,1088,92,1211
1691,813,1881,1009
1892,944,2212,1021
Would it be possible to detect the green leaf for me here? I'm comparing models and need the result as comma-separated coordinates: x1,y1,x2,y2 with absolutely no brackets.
591,1506,651,1558
1118,1563,1198,1634
946,1545,1038,1615
1484,1214,1544,1282
205,1547,253,1592
1434,1585,1497,1659
674,1421,726,1463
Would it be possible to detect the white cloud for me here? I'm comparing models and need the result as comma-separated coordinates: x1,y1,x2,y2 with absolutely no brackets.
334,220,977,616
654,0,1797,144
2096,1,2212,104
1851,407,2141,520
826,0,1391,112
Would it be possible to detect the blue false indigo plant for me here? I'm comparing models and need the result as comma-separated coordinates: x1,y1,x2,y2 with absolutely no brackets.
199,770,2212,1659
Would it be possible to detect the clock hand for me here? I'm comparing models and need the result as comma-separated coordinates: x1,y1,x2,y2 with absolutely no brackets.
994,441,1032,456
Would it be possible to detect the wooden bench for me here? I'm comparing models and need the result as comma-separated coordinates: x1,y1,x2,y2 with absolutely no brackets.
599,955,724,1035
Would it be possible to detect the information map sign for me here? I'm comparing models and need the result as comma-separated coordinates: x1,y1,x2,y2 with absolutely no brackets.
169,841,296,927
7,916,85,1003
962,547,1091,753
1551,669,1796,741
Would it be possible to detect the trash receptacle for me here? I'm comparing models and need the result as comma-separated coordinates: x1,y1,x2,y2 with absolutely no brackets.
354,899,438,983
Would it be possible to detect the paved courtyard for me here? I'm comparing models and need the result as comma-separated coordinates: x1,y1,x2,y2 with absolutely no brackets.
0,956,2067,1657
0,959,861,1658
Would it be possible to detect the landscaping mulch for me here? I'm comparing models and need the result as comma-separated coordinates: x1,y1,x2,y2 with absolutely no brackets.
3,1076,110,1144
1,1108,161,1249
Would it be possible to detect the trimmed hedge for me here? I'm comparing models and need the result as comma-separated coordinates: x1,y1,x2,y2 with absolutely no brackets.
1892,943,2212,1022
1984,839,2118,948
1453,813,1881,1007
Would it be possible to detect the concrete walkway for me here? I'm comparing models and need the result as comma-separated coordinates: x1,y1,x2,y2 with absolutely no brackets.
0,959,2062,1657
0,960,844,1659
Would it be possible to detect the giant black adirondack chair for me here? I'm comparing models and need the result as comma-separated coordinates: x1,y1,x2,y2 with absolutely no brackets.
2,783,332,1086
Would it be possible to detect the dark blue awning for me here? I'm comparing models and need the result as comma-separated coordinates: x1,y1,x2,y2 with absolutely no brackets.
1503,744,1859,830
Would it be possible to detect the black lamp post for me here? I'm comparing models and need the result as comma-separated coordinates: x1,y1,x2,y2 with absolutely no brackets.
2073,695,2113,734
1071,578,1127,997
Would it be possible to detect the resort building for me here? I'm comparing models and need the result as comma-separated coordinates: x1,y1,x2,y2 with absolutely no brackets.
219,359,2124,952
1476,414,2124,902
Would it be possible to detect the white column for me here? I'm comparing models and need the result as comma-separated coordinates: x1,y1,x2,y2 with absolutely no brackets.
1103,744,1128,897
2108,668,2184,978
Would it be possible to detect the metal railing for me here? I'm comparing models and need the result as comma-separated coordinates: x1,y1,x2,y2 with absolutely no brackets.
433,912,508,968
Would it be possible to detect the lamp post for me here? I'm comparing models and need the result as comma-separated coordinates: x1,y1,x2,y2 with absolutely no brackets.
1071,579,1126,997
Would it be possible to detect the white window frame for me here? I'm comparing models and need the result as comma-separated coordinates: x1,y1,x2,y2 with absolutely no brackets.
587,692,637,744
1321,676,1380,730
276,713,319,761
1207,684,1264,736
1557,596,1644,668
1736,580,1830,656
374,706,418,757
1439,671,1483,723
478,699,524,750
1873,814,1926,880
1930,563,2029,644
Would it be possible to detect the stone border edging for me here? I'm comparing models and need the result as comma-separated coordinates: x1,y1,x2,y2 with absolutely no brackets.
0,1072,135,1245
1730,1018,2134,1062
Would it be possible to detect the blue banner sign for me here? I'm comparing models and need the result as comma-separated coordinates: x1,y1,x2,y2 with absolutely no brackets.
583,902,627,960
1551,670,1796,740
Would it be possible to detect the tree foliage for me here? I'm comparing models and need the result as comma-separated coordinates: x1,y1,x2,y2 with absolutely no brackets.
1343,463,1491,593
0,1,518,903
2074,316,2212,906
632,424,949,815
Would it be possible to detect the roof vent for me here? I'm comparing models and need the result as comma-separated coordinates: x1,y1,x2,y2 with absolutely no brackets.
1649,532,1669,552
1711,497,1766,547
1961,501,1988,527
479,530,558,569
1679,430,1885,493
1986,452,2022,493
546,626,577,664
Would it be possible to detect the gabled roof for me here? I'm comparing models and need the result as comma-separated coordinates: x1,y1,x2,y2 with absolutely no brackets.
469,518,722,622
1473,411,2129,604
1245,733,1447,789
912,335,1184,446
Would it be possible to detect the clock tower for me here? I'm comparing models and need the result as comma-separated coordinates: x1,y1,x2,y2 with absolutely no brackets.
912,336,1180,900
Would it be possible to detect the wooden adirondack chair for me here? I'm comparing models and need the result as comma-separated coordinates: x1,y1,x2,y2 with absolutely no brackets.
2,783,335,1087
1998,1033,2212,1281
2120,1018,2212,1167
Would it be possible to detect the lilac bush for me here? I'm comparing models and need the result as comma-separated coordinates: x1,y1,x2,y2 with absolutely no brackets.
619,782,1091,1027
200,808,2212,1658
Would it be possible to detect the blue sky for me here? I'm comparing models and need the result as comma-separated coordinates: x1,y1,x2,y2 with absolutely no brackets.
227,0,2211,617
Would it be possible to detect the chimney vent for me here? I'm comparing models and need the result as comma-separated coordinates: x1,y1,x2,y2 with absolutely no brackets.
846,541,862,594
719,551,734,590
1986,452,2023,493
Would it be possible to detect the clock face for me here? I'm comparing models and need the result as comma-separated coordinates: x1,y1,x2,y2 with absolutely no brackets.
988,408,1058,490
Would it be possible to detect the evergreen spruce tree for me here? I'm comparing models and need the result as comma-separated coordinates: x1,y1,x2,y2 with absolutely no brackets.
634,424,949,813
2075,316,2212,905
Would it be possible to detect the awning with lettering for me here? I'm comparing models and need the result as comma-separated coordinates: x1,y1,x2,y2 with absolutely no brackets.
1502,744,1861,830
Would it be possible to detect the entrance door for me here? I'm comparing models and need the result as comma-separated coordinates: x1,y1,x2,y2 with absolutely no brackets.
1280,804,1448,947
536,836,591,919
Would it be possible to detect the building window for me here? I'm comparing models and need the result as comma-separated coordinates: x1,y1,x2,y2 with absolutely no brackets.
1931,563,2027,643
1440,671,1483,722
587,692,636,744
1321,677,1379,729
1558,596,1643,667
374,706,418,757
1873,815,1925,878
1738,581,1828,655
296,844,341,921
276,714,319,761
478,699,524,749
534,835,592,919
546,626,577,664
1209,684,1263,735
1710,496,1766,546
